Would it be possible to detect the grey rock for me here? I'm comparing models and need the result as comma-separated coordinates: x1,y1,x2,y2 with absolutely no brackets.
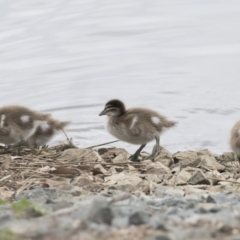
181,157,202,168
59,148,102,162
217,152,236,162
175,169,192,185
155,235,172,240
196,149,215,157
129,211,150,225
173,151,198,164
165,207,179,215
194,203,221,214
153,147,174,167
0,212,13,225
50,200,73,211
188,170,210,185
155,197,186,208
206,194,228,204
154,187,185,198
199,156,225,171
111,217,129,227
149,214,168,230
146,162,171,174
231,236,240,240
88,199,113,225
15,187,48,204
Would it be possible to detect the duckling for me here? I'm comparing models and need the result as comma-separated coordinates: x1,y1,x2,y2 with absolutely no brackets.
0,105,69,148
99,99,177,162
230,120,240,162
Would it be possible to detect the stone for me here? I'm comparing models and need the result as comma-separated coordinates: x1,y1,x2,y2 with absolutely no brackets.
196,149,215,157
188,170,210,185
217,152,236,162
153,147,174,167
111,217,129,227
194,203,221,214
175,169,192,185
104,172,142,186
112,153,129,163
59,148,102,162
154,186,185,198
51,201,73,211
146,162,171,174
129,211,150,225
171,166,181,174
205,170,223,185
15,187,48,204
181,157,202,169
92,164,107,174
155,235,172,240
99,148,130,162
88,200,113,225
206,194,228,204
182,185,208,195
149,214,168,230
199,156,225,171
173,151,198,164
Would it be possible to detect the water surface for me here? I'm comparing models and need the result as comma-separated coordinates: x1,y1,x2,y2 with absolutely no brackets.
0,0,240,154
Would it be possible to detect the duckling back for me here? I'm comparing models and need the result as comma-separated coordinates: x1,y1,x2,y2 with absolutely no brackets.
0,105,69,147
126,108,177,132
107,107,177,145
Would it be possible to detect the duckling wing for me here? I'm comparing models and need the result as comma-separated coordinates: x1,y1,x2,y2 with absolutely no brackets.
0,126,11,136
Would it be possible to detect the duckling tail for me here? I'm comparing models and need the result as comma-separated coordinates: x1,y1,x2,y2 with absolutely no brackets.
59,121,70,129
164,120,178,128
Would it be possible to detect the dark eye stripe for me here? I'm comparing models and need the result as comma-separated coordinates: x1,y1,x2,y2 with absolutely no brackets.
105,106,117,111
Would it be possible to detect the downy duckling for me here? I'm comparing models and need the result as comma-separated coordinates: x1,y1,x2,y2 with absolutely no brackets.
230,120,240,162
0,105,69,148
99,99,177,162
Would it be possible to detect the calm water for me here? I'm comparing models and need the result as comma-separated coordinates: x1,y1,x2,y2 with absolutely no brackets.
0,0,240,154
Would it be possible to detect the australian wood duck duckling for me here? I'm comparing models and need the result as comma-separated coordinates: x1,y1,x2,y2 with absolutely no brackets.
230,120,240,162
0,105,69,148
99,99,177,162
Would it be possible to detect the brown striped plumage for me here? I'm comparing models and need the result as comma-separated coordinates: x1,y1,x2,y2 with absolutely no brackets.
0,105,69,148
99,99,177,162
230,120,240,162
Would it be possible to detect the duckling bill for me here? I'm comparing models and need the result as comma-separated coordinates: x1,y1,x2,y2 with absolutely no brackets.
0,105,69,148
99,99,177,162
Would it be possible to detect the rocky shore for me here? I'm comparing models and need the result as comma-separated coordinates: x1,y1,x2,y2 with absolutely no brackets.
1,143,240,240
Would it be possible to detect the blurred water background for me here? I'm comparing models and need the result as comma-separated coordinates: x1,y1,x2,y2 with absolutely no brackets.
0,0,240,154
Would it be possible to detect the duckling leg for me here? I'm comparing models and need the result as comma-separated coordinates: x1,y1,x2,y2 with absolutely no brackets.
7,140,29,149
147,135,160,160
129,144,146,162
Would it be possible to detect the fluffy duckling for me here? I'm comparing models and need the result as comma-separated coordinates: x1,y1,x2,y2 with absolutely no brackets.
99,99,177,162
0,105,69,148
230,120,240,162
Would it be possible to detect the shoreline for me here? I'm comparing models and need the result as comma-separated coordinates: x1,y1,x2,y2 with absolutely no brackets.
0,143,240,240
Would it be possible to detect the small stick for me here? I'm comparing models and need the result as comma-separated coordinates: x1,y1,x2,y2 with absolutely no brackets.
16,178,36,195
77,161,146,165
207,177,240,185
201,165,212,172
86,140,120,149
60,127,77,147
0,175,11,182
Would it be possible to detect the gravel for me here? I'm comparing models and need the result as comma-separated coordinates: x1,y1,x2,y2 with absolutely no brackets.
1,186,240,240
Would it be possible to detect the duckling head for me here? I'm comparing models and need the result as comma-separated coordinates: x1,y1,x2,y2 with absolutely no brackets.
99,99,126,117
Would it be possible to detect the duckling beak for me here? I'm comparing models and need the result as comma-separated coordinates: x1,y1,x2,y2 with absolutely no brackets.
99,109,106,116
